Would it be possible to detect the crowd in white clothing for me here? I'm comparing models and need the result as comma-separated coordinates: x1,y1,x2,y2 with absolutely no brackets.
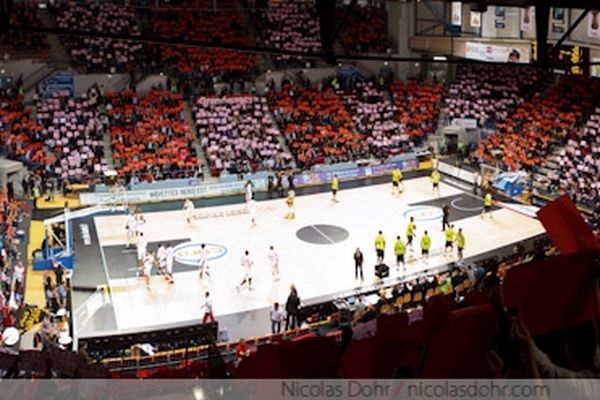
443,65,544,126
194,95,292,176
35,88,108,182
55,1,144,72
258,1,321,65
553,109,600,208
337,81,407,158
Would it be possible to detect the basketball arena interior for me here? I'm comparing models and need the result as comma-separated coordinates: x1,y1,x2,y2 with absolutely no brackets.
1,0,600,395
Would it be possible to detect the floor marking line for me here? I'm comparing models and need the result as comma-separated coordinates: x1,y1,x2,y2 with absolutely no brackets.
310,225,336,244
95,218,121,333
450,197,484,212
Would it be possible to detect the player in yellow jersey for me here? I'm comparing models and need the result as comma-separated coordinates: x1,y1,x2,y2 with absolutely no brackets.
431,169,441,197
375,230,386,263
391,168,403,196
444,224,455,256
406,216,416,249
331,174,339,203
394,235,406,272
456,227,465,263
482,192,493,219
284,190,295,219
420,230,431,263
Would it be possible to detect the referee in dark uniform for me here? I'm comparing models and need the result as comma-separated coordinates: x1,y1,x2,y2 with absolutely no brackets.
353,247,364,281
442,203,450,231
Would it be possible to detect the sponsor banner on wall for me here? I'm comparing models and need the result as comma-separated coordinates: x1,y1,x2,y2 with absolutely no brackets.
451,118,478,129
80,179,267,206
521,6,534,32
494,7,506,29
588,10,600,39
451,2,462,26
470,11,481,28
80,159,419,205
42,71,74,98
465,42,529,64
552,8,566,33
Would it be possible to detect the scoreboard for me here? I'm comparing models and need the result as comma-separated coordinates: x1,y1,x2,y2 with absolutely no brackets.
531,41,590,75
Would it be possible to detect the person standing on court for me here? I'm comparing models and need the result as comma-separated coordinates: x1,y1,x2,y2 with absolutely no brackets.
444,224,455,256
285,285,300,330
421,230,431,262
353,247,364,281
202,291,215,324
431,169,441,196
482,191,493,219
270,302,284,334
456,228,465,263
331,174,339,203
406,217,417,249
391,168,402,196
375,231,386,263
394,236,406,272
442,203,450,231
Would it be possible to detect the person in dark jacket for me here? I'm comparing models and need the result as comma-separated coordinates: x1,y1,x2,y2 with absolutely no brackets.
442,203,450,231
285,285,300,330
353,247,364,281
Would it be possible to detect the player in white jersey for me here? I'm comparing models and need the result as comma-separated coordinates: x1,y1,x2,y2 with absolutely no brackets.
237,250,254,291
165,243,174,284
267,245,279,280
142,251,154,288
245,180,253,203
136,232,147,268
198,243,210,280
135,211,146,237
156,243,167,276
183,198,195,224
248,197,257,227
125,212,136,249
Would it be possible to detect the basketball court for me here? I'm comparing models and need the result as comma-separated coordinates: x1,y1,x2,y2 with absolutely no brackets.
70,176,544,341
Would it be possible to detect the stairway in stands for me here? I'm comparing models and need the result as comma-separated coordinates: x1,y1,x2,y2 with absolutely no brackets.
183,102,215,182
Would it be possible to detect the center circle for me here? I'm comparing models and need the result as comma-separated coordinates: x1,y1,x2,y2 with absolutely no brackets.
402,206,443,222
296,224,350,245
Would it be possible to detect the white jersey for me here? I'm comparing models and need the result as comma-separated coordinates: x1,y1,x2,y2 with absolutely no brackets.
241,255,253,278
126,214,136,234
156,246,167,267
198,247,208,269
203,296,213,314
136,237,147,260
245,184,253,202
184,200,194,215
166,246,174,273
267,249,279,268
143,254,154,275
135,215,145,234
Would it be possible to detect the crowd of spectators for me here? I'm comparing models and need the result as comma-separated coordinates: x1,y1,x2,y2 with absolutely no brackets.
474,76,600,172
546,108,600,210
256,1,321,67
443,65,545,127
0,87,49,170
336,80,404,159
35,86,108,183
148,0,259,88
0,192,28,351
268,80,367,168
337,4,390,54
194,95,292,176
106,88,199,181
1,2,49,60
54,1,144,72
391,79,443,143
